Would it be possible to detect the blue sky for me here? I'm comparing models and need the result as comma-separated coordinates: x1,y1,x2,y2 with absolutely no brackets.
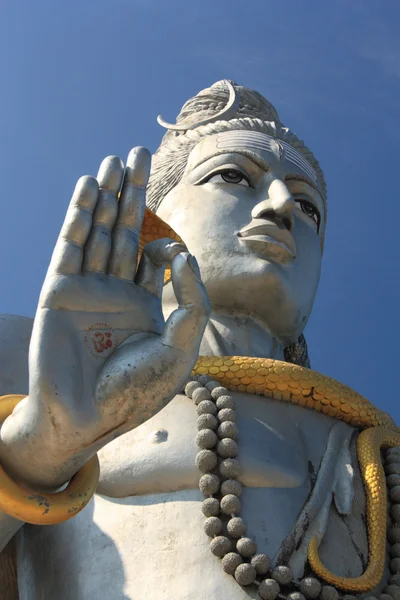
0,0,399,420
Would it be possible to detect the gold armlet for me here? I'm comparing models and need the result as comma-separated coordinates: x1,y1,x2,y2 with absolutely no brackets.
0,395,99,525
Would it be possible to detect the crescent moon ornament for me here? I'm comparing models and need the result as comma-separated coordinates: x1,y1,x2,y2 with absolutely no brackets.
157,79,240,131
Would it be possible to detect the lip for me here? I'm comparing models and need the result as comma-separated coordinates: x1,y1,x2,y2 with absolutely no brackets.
238,219,296,261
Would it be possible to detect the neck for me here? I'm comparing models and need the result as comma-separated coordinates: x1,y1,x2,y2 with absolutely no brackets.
163,303,285,359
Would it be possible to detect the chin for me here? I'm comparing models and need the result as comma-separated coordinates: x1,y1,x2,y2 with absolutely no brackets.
201,255,312,343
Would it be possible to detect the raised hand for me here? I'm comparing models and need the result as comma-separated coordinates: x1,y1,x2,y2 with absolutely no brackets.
0,148,210,488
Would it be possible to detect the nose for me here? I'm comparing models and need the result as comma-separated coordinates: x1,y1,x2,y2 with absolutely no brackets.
251,179,296,230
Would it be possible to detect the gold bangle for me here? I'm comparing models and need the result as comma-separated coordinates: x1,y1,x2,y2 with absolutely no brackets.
0,394,99,525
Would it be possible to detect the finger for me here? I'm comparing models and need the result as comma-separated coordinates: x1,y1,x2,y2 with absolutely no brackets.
135,238,187,297
48,176,99,275
162,253,211,352
83,156,124,273
108,147,151,280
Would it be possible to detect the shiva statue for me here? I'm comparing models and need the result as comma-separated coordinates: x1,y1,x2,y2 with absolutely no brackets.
0,80,399,600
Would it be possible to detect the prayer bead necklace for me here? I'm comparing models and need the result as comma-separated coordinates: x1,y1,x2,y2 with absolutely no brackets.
184,375,400,600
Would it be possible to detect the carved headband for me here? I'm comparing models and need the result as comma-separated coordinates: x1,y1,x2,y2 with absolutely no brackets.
215,131,318,185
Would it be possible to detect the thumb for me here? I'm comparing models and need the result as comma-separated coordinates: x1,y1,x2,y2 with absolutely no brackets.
162,253,210,352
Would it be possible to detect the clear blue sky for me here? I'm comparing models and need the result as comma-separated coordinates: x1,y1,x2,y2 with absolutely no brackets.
0,1,399,420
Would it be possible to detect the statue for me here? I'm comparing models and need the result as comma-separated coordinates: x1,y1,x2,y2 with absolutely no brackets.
0,80,398,600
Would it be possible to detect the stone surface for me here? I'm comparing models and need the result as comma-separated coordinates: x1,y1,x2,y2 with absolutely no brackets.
251,553,271,575
218,408,236,423
0,79,390,599
299,577,322,599
234,563,256,586
259,579,280,600
288,593,306,600
197,414,218,431
192,387,212,405
205,381,221,393
236,537,257,558
196,449,218,473
202,497,220,517
392,505,400,523
227,517,247,538
196,429,218,449
390,527,400,545
197,400,218,416
211,387,228,400
384,585,400,600
386,464,400,476
391,558,400,574
219,458,241,479
220,494,241,515
199,473,220,495
203,516,222,537
210,535,231,557
185,381,202,398
221,479,243,497
217,438,238,458
272,565,292,586
221,552,242,575
391,488,400,504
320,585,339,600
387,475,400,489
216,396,236,410
217,421,239,440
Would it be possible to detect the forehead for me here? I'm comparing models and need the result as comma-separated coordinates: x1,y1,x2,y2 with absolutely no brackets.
187,131,319,188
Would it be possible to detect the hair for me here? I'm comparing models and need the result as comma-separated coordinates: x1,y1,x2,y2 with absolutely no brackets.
147,80,327,214
147,80,327,367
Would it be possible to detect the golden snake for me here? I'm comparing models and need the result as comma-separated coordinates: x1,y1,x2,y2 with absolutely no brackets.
0,209,397,589
193,356,399,592
0,358,396,590
140,207,399,591
0,395,99,526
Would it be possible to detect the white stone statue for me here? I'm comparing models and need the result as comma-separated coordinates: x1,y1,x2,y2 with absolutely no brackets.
0,80,398,600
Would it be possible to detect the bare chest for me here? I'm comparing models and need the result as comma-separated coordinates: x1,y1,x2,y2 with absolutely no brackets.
16,394,338,600
96,392,332,498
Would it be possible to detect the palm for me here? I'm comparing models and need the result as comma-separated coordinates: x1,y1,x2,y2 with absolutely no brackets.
0,148,209,490
28,149,210,454
39,271,164,355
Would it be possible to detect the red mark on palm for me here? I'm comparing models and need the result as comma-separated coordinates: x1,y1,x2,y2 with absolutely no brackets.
92,331,113,353
84,323,117,358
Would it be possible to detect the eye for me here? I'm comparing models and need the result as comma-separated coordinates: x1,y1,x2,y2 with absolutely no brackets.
204,168,251,187
295,198,320,230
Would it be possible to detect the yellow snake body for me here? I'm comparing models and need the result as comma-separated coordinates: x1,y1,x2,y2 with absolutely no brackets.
194,355,395,430
193,356,399,592
309,426,399,592
0,395,99,526
139,209,399,590
0,354,397,590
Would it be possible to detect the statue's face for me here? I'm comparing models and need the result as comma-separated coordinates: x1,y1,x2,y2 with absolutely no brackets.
157,130,326,343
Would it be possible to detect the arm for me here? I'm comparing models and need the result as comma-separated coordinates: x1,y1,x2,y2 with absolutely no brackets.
0,147,210,490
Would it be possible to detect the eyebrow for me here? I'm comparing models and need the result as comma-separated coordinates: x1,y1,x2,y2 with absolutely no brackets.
216,131,318,184
192,149,273,174
190,149,262,170
191,150,324,199
285,173,322,195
